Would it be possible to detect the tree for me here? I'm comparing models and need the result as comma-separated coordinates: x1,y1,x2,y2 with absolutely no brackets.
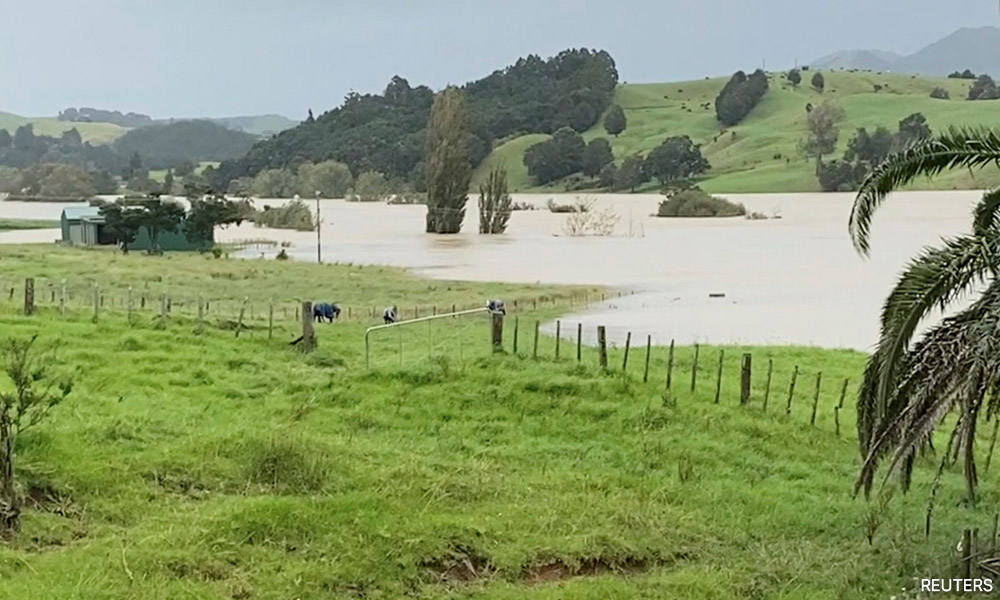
174,160,196,177
143,199,186,254
424,87,471,234
251,168,298,198
968,75,999,100
811,72,825,92
598,163,617,189
0,336,72,536
582,138,614,177
715,69,769,126
848,128,1000,506
643,135,709,185
817,159,865,192
125,151,145,180
163,169,175,195
603,104,627,137
896,113,932,149
298,160,353,198
0,130,10,150
91,170,117,195
949,69,977,79
352,171,390,202
787,69,802,87
186,196,245,245
478,166,512,234
38,164,96,197
614,154,647,192
0,167,20,194
523,127,586,184
98,199,145,251
844,127,894,165
800,101,844,172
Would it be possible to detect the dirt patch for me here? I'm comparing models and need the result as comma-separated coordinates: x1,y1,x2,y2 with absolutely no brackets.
522,552,690,584
420,543,496,583
22,482,78,517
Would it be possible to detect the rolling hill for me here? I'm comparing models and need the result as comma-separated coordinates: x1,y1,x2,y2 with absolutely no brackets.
476,70,1000,194
0,111,126,144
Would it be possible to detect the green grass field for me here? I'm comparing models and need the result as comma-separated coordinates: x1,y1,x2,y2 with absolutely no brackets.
0,219,59,231
0,111,126,145
475,70,1000,194
0,245,992,598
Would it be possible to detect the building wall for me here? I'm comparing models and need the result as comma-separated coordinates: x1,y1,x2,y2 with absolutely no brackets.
68,223,85,246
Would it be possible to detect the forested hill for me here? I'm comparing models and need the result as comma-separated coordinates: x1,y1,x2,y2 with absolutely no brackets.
112,120,258,171
212,49,618,189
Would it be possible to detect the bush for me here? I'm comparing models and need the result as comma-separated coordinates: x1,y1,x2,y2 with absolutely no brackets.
252,199,315,231
547,198,586,213
656,189,746,218
930,87,950,100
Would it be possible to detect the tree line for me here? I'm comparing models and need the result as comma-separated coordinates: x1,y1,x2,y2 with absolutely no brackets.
212,49,619,193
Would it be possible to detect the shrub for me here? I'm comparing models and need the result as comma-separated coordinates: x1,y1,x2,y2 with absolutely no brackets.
252,199,315,231
929,87,950,100
656,189,746,218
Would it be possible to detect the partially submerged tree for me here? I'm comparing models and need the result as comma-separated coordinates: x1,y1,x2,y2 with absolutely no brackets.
424,87,471,234
478,166,512,234
0,336,72,536
800,101,844,173
849,128,1000,507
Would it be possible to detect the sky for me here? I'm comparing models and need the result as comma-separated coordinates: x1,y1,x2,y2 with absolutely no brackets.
0,0,997,119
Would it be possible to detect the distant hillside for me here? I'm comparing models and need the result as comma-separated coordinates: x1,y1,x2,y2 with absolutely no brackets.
810,50,900,72
207,115,297,136
476,70,1000,194
58,107,154,128
0,111,125,144
895,27,1000,76
112,120,259,170
811,26,1000,77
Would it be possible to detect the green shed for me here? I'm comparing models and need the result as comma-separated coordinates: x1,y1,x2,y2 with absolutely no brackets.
60,205,211,251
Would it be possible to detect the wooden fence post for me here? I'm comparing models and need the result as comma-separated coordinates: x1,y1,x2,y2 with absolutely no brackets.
127,286,134,323
666,339,675,391
533,321,540,359
622,332,632,371
160,295,168,322
714,349,724,403
740,353,752,405
268,300,274,340
23,278,34,316
92,285,99,323
786,366,799,415
513,316,519,354
961,528,973,579
690,344,700,392
576,323,582,362
643,334,652,383
810,372,823,425
555,320,561,359
196,295,204,331
59,279,66,317
300,301,315,352
838,378,849,409
763,358,773,411
491,311,504,352
597,326,607,369
235,297,248,338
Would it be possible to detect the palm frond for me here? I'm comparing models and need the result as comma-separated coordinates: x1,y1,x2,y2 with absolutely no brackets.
850,128,1000,255
860,235,995,455
974,188,1000,235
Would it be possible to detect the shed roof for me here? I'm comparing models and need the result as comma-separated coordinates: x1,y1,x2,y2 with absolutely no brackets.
61,206,101,221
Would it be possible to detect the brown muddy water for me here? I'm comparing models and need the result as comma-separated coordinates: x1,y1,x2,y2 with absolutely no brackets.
0,191,981,350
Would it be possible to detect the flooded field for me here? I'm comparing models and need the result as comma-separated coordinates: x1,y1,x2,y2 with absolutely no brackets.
0,191,980,350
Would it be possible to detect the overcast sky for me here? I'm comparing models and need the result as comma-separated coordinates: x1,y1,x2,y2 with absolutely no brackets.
0,0,996,119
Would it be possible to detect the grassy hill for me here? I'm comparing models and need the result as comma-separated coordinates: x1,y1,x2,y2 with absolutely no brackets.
476,70,1000,193
0,111,126,145
0,245,990,598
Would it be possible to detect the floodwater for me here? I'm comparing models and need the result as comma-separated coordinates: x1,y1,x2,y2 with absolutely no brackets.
0,191,981,350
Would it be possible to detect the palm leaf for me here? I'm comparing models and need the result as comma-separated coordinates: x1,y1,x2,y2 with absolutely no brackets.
849,128,1000,255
